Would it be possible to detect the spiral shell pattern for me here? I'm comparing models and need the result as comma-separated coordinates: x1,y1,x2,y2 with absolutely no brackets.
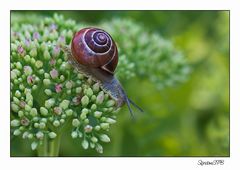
71,28,118,74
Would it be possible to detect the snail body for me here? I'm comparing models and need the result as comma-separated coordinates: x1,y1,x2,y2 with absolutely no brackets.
64,27,143,117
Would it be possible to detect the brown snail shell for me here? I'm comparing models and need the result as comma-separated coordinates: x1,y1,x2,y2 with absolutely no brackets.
63,27,143,118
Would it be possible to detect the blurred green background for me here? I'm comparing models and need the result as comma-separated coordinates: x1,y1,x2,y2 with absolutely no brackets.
11,11,229,156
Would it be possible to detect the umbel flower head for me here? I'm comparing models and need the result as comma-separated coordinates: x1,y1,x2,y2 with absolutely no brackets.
11,14,119,153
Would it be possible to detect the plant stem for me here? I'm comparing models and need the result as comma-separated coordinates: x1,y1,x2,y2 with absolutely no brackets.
37,135,48,156
49,133,61,156
37,133,62,156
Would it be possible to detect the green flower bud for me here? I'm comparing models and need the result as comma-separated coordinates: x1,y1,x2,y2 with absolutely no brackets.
30,108,38,117
72,119,80,127
39,122,46,129
91,95,96,102
65,81,73,89
100,123,110,130
22,131,29,139
30,58,36,65
19,84,25,91
41,118,47,123
32,117,39,122
34,123,39,128
49,117,54,122
91,104,97,110
36,131,44,139
14,79,19,85
90,142,95,149
92,83,100,93
18,110,24,117
106,100,115,107
61,113,67,119
104,94,109,100
44,89,52,96
29,48,37,57
60,62,70,70
78,132,83,138
86,88,93,97
71,131,78,138
53,120,60,127
27,133,34,139
106,107,115,113
15,90,21,98
24,55,31,62
32,85,38,90
99,134,110,143
24,88,31,95
94,125,101,131
40,107,48,116
11,120,20,127
13,97,20,104
44,50,51,60
48,132,57,139
75,87,82,93
11,70,17,80
19,126,25,131
106,118,116,124
38,69,45,75
82,139,89,150
24,104,31,112
84,118,89,124
94,111,102,118
80,108,87,115
15,62,22,70
100,117,107,122
91,136,98,143
67,30,73,39
80,115,86,120
11,103,19,112
24,66,33,76
59,100,70,110
95,144,103,154
65,109,73,116
35,60,43,68
45,98,55,108
60,119,65,124
81,95,89,106
27,100,33,107
44,73,50,79
43,79,51,86
60,75,65,81
31,141,38,150
13,129,21,136
96,91,104,105
76,80,81,85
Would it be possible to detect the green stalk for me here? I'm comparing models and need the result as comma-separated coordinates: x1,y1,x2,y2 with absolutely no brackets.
37,133,62,156
37,135,48,156
49,133,61,156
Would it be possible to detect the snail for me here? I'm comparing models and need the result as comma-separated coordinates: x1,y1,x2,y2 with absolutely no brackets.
63,27,143,118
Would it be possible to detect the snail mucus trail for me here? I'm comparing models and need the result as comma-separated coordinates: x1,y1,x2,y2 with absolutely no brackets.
62,27,143,118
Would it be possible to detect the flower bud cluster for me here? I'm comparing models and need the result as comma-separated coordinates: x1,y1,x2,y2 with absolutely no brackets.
11,14,119,153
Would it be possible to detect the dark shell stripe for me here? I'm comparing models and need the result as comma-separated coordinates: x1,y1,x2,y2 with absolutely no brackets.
71,27,118,73
83,28,113,55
